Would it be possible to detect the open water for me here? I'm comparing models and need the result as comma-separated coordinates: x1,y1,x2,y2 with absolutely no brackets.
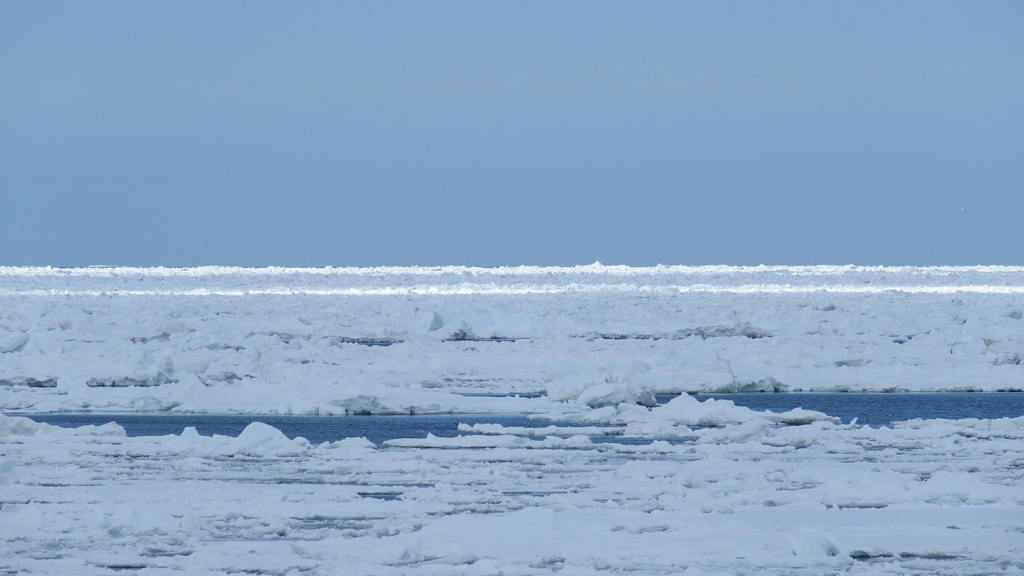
21,393,1024,445
699,392,1024,426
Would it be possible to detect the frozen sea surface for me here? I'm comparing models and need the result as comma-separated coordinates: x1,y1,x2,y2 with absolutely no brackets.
3,266,1024,574
3,410,1024,575
1,265,1023,416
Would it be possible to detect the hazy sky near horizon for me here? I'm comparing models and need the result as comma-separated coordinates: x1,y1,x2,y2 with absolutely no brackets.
2,1,1022,267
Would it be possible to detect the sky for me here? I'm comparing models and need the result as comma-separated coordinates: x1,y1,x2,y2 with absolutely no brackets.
1,1,1022,267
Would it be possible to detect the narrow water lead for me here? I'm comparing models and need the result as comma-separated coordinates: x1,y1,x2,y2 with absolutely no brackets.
18,413,575,445
18,392,1024,444
693,392,1024,425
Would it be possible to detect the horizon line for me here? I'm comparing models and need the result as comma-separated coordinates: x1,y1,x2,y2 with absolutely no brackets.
3,263,1024,278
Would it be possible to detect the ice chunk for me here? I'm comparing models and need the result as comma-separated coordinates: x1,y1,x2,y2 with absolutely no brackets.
696,419,771,444
331,395,388,415
457,422,625,437
0,332,29,354
0,412,48,436
0,413,125,437
577,383,656,408
429,312,445,331
229,421,309,453
546,375,595,402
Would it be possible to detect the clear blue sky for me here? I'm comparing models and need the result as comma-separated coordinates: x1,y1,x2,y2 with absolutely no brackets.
2,1,1021,266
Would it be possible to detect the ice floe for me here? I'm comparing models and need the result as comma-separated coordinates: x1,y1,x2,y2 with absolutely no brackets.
3,411,1024,574
1,265,1022,415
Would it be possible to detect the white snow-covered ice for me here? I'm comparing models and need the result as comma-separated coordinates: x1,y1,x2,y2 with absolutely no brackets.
1,265,1022,415
3,410,1024,575
2,265,1024,574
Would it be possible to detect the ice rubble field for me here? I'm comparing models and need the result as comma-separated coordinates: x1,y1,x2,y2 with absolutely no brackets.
2,265,1024,574
1,265,1023,414
3,411,1024,575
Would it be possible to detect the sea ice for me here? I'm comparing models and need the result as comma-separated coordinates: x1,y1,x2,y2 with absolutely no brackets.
1,265,1022,415
2,265,1024,574
3,411,1024,574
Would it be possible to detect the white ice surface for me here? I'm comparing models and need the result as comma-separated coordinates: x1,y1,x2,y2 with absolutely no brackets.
1,265,1023,416
2,266,1024,573
3,411,1024,575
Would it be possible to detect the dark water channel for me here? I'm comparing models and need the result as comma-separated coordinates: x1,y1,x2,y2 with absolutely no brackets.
19,413,552,446
18,393,1024,445
695,392,1024,427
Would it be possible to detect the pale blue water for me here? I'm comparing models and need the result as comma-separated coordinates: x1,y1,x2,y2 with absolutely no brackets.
695,392,1024,426
19,393,1024,445
20,413,546,446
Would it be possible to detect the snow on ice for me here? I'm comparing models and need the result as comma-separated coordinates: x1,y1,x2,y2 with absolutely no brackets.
2,265,1024,574
1,265,1022,415
3,410,1024,574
